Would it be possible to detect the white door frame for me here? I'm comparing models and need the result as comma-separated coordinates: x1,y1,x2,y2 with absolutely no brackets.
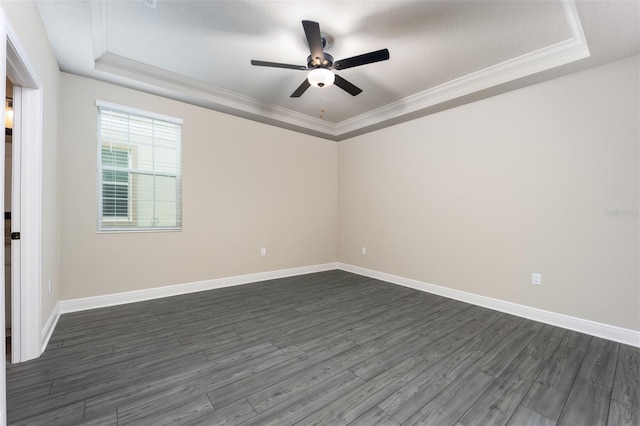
2,6,44,353
1,9,44,424
0,11,6,424
3,10,43,364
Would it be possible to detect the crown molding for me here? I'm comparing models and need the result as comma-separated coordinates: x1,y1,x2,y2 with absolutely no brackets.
89,0,589,141
89,0,107,60
335,0,589,136
94,52,338,139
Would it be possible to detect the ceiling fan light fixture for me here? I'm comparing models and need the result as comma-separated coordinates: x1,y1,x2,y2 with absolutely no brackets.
308,68,335,88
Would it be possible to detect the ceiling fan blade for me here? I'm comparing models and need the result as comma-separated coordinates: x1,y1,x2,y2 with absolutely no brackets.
334,75,362,96
333,48,390,70
302,20,325,65
291,79,311,97
251,60,307,70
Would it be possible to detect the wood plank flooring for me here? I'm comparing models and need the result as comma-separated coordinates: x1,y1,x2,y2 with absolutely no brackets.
6,270,639,425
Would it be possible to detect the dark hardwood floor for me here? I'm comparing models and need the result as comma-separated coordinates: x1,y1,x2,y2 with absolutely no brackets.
6,270,639,425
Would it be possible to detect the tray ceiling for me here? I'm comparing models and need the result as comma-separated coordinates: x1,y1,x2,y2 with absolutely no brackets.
35,0,639,140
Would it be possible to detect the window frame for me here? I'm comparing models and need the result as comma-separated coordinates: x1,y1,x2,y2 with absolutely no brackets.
96,100,183,233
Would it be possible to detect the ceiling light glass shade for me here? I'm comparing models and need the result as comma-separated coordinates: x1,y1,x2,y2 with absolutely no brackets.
307,68,335,88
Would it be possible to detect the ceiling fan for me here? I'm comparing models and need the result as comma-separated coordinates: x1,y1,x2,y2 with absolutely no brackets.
251,20,390,98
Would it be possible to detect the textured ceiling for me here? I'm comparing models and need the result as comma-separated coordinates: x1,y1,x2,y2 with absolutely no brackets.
35,0,639,140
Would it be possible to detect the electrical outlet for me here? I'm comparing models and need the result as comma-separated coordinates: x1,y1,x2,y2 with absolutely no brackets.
532,273,542,285
361,247,367,255
260,248,267,256
48,280,52,295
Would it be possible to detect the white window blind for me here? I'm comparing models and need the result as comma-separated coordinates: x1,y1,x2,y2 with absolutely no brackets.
97,101,182,232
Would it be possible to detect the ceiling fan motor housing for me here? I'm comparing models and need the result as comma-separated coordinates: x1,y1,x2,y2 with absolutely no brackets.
307,53,333,69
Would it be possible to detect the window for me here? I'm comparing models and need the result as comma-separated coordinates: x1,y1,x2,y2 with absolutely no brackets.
97,101,182,232
101,147,130,220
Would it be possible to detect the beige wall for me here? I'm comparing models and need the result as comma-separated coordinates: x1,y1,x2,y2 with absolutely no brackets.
61,57,639,332
60,73,337,299
1,1,61,328
339,56,640,331
51,39,640,332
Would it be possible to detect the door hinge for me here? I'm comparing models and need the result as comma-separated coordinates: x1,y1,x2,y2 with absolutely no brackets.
11,232,20,240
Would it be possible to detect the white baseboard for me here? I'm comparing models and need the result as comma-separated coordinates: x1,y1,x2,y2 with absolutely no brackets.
59,263,339,314
40,302,60,353
339,263,640,348
52,261,639,348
